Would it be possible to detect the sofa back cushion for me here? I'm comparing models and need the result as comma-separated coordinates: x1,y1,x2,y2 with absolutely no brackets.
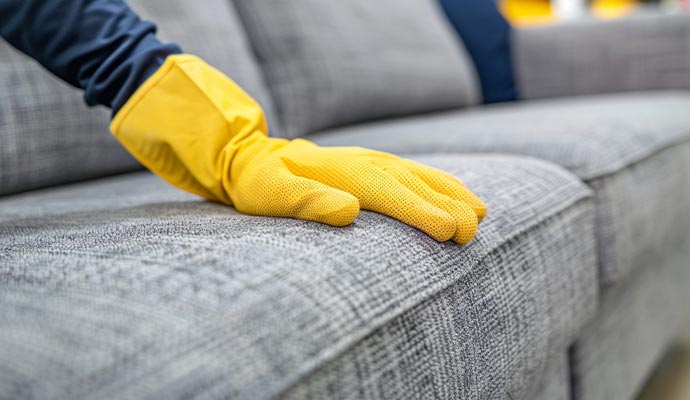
233,0,481,137
0,44,135,196
0,0,275,196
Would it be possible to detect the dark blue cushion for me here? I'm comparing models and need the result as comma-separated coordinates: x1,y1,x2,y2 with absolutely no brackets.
438,0,518,103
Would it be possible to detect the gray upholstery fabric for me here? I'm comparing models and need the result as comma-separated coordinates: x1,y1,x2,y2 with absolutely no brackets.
0,155,597,399
0,0,274,196
128,0,280,135
513,12,690,100
310,92,690,285
571,240,690,400
532,352,570,400
0,43,137,196
589,141,690,286
232,0,480,137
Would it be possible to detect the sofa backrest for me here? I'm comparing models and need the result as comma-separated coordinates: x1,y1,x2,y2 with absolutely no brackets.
232,0,481,138
0,0,275,196
0,44,134,196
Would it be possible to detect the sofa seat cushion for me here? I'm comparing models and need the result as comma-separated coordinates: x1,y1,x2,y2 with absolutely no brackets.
311,92,690,285
0,155,596,399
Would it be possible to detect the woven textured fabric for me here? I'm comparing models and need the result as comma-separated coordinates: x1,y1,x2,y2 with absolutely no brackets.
571,241,690,400
513,12,690,100
532,352,570,400
589,141,690,286
0,155,597,399
310,92,690,285
0,43,137,196
231,0,480,137
0,0,274,196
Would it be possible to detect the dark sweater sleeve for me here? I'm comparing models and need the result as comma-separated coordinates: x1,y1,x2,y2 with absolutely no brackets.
0,0,182,114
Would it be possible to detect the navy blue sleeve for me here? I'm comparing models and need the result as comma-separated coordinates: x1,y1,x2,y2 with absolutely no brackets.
438,0,518,103
0,0,182,114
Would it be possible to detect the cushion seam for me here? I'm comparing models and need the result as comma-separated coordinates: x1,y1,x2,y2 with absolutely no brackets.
581,133,690,181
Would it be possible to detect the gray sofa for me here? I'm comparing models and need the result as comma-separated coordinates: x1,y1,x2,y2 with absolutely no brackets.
1,1,689,399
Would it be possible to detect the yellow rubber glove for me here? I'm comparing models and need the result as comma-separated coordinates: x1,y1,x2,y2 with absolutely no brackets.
110,55,487,244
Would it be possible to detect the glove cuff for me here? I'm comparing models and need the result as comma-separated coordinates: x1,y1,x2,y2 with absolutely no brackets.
109,54,268,203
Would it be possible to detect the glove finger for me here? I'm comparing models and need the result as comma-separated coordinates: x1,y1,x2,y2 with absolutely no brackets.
287,161,455,241
402,159,487,221
384,167,479,244
358,173,457,241
234,170,360,227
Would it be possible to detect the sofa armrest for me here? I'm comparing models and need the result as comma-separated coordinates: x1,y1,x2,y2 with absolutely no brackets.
513,12,690,100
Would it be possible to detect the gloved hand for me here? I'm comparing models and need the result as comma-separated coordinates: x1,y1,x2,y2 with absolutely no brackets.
111,55,487,244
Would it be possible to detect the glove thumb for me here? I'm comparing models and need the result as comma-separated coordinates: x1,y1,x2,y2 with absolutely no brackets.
233,172,361,227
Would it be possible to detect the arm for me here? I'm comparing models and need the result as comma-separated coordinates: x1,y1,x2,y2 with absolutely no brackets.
0,0,486,244
0,0,181,113
512,12,690,100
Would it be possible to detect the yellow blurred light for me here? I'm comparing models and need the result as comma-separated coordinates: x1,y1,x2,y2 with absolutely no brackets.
500,0,555,26
591,0,639,19
500,0,642,25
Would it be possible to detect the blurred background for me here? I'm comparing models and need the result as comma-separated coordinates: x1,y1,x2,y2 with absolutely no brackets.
497,3,690,399
502,0,690,25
